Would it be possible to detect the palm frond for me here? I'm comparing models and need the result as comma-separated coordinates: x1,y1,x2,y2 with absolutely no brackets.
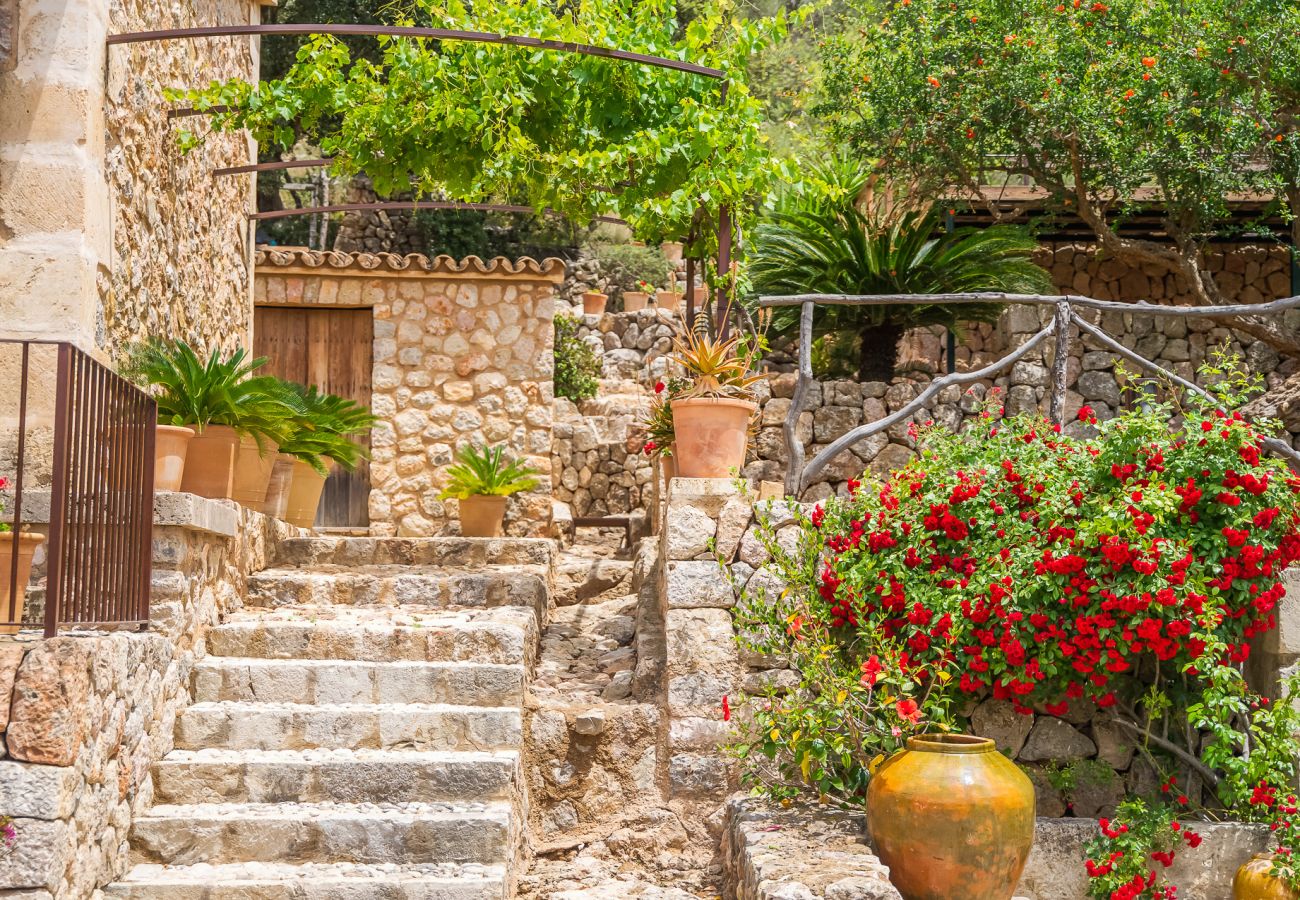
439,444,540,500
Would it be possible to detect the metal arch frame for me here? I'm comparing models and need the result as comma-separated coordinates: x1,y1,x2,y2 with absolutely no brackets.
250,200,628,226
758,291,1300,497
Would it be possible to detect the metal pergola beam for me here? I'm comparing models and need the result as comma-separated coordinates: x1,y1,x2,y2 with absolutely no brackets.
214,157,333,177
249,200,627,226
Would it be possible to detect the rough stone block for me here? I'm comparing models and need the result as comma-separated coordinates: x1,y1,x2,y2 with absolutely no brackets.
663,505,717,560
668,752,733,799
665,561,735,609
6,638,91,766
0,762,79,819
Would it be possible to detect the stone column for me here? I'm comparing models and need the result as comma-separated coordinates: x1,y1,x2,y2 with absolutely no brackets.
0,0,111,348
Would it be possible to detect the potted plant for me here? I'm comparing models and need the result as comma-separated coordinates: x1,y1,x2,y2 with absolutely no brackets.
642,377,684,484
126,340,294,501
668,326,764,478
277,384,376,528
582,289,609,316
0,478,42,635
624,280,653,313
439,444,540,538
656,273,683,314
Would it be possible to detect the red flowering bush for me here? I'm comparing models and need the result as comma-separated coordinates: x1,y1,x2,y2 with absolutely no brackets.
811,395,1300,717
1083,798,1199,899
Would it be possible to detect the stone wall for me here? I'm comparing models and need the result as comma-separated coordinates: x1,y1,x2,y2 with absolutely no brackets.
0,494,295,899
0,0,259,357
552,392,655,521
254,248,563,537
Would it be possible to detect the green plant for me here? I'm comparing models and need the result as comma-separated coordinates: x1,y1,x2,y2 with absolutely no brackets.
124,340,297,445
816,0,1300,355
671,322,767,400
641,376,689,456
554,315,601,402
438,444,540,500
749,205,1051,380
277,383,377,475
587,243,673,296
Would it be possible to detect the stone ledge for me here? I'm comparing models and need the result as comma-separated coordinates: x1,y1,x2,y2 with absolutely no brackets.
5,491,239,538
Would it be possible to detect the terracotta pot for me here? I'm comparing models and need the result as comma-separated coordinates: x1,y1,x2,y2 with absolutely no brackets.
1235,855,1299,900
153,425,195,492
284,459,328,529
656,290,683,313
623,291,649,312
662,451,677,485
662,241,684,263
582,291,609,316
670,397,756,478
179,424,241,500
0,532,43,634
256,453,297,520
232,434,280,507
867,734,1035,900
459,495,507,538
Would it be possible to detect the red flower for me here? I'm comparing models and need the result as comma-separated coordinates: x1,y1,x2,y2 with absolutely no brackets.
654,381,665,394
643,441,656,455
1077,405,1094,422
895,698,923,724
721,694,731,722
860,655,884,687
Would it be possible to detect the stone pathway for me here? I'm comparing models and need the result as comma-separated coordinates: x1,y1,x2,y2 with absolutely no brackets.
105,536,553,900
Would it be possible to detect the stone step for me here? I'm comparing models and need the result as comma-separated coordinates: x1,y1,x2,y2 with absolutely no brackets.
205,605,537,667
129,801,513,866
192,658,524,706
273,536,554,569
176,702,522,753
246,566,549,614
107,862,508,900
153,749,520,805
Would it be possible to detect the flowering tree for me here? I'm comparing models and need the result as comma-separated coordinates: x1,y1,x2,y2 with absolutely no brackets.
816,0,1300,353
172,0,802,248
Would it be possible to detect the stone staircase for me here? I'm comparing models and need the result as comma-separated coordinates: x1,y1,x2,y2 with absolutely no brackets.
107,536,553,900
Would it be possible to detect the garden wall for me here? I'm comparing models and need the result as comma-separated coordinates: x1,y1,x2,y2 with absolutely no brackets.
254,248,564,537
0,494,296,899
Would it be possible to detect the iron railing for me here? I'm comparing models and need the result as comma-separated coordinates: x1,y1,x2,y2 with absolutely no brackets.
757,292,1300,497
2,340,156,636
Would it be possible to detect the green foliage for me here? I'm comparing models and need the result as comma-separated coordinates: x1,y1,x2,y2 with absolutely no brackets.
277,383,377,475
438,444,540,499
171,0,807,245
587,242,674,294
554,315,602,402
817,0,1300,315
749,204,1051,378
124,340,297,444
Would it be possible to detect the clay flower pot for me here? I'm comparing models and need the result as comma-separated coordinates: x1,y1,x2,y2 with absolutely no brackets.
1234,855,1299,899
661,451,677,484
459,495,507,538
232,434,279,507
656,290,683,314
256,453,297,520
661,241,684,263
867,734,1035,900
582,291,609,316
623,291,649,312
670,397,756,478
179,424,241,500
0,532,44,634
153,425,195,492
284,459,329,529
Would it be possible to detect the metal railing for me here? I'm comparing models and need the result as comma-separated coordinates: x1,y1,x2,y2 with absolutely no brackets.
756,292,1300,497
2,340,156,636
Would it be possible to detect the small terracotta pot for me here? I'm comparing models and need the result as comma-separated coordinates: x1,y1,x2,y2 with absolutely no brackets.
1235,855,1299,900
867,734,1035,900
661,241,684,263
180,424,240,500
623,291,649,312
232,434,280,507
656,290,683,313
284,459,328,529
670,397,756,478
661,452,677,485
459,495,507,538
0,532,43,634
582,291,608,316
257,453,297,520
153,425,195,492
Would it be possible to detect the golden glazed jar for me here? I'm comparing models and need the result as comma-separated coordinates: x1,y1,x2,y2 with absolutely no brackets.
1234,855,1300,900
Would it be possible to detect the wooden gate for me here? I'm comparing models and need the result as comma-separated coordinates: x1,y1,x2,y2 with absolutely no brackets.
253,306,373,529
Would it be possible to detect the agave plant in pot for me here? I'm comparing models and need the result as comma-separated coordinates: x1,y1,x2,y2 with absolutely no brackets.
126,340,294,501
668,326,765,478
439,445,540,538
276,385,376,528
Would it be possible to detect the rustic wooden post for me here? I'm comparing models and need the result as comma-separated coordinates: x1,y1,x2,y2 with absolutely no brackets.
1050,301,1071,426
784,300,815,498
717,205,732,339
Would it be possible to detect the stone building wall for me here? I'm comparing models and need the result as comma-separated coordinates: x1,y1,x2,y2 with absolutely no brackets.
0,495,295,899
254,248,564,537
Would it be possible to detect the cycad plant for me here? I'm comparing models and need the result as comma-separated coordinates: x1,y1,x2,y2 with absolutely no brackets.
278,384,377,476
439,445,540,500
125,339,297,445
750,205,1053,381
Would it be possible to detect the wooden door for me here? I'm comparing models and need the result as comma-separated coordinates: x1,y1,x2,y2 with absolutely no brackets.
254,306,373,529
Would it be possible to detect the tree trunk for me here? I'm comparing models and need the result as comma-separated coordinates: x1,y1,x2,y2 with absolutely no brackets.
857,323,906,382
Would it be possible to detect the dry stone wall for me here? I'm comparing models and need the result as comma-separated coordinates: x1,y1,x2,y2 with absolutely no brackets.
254,248,564,537
0,495,295,899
